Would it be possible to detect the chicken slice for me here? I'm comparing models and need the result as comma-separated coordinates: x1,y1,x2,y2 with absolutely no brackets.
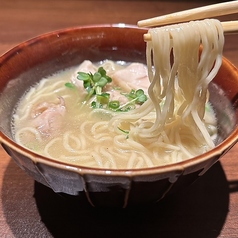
31,97,66,136
111,63,150,92
71,60,97,89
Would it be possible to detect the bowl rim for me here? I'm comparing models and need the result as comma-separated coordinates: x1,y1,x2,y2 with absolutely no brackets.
0,24,238,177
0,23,145,57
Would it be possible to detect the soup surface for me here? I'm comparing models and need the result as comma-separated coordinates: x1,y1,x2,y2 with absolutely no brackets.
12,60,217,169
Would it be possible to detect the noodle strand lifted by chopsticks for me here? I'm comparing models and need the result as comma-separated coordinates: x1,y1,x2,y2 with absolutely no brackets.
111,19,224,154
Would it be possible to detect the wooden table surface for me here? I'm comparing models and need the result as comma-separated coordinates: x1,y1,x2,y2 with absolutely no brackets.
0,0,238,237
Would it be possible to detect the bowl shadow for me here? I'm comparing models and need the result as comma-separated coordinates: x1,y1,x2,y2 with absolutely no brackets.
1,159,230,238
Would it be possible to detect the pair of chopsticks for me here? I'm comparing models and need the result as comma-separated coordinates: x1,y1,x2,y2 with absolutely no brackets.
138,0,238,41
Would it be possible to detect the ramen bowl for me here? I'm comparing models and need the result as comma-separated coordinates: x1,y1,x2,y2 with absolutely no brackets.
0,24,238,208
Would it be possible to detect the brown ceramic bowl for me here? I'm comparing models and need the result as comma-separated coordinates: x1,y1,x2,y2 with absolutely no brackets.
0,24,238,208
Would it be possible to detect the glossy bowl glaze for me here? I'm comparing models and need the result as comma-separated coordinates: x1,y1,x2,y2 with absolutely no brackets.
0,24,238,208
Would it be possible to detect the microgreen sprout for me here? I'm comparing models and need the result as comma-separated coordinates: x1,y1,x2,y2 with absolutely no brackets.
65,66,148,112
117,89,147,111
126,89,148,104
77,67,112,106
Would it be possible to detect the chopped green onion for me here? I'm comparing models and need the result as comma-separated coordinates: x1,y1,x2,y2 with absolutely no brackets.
109,100,120,110
97,93,110,105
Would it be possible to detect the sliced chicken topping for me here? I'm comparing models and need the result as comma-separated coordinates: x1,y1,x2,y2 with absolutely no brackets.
111,63,150,92
31,97,66,136
107,87,129,104
70,60,149,108
71,60,97,89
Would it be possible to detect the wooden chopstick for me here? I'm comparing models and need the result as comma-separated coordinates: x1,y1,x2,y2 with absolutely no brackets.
138,1,238,28
143,20,238,41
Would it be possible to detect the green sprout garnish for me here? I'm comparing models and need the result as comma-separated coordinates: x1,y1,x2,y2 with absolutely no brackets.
131,89,148,104
118,89,147,111
77,67,112,104
65,66,148,112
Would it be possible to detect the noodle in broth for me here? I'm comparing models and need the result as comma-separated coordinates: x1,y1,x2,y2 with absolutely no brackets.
12,19,223,169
